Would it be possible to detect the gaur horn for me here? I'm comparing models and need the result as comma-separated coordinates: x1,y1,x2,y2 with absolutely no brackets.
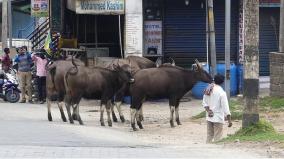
169,57,175,66
195,59,202,69
156,57,162,67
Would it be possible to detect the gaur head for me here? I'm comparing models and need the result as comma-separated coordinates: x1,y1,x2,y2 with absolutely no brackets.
113,64,135,84
192,59,213,83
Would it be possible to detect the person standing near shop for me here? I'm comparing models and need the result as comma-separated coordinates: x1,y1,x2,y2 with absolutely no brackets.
1,48,12,73
32,53,47,104
14,46,33,103
202,74,232,143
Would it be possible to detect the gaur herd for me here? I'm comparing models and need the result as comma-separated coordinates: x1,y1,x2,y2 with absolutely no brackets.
46,56,213,131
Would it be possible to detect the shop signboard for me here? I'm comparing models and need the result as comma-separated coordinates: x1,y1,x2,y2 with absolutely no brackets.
31,0,49,17
144,21,162,55
67,0,125,15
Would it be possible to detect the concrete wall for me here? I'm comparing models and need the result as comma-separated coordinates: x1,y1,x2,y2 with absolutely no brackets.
270,52,284,96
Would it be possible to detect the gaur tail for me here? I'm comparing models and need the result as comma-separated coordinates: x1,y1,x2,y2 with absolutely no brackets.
69,54,79,75
65,54,79,90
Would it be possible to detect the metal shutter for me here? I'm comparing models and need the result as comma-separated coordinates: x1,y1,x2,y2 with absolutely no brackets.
259,7,280,76
164,0,239,68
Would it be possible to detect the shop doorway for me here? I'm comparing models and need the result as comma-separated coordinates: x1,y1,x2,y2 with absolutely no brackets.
65,10,125,58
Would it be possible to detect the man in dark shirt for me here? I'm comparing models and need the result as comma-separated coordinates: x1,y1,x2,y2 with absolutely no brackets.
1,48,11,73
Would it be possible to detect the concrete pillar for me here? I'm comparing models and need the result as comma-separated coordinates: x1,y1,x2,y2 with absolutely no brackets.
242,0,259,127
2,0,8,52
280,0,284,52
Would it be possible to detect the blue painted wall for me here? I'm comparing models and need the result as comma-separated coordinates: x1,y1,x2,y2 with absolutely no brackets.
12,10,35,38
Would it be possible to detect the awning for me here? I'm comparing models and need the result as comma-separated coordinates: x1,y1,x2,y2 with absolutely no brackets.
67,0,125,15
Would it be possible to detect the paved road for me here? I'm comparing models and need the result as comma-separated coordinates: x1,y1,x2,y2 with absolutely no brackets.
0,102,262,158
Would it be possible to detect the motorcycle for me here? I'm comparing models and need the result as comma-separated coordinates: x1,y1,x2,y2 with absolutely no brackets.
0,70,21,103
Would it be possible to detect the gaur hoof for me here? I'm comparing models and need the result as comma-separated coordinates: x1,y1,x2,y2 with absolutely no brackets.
101,122,105,126
170,121,175,128
112,115,118,123
62,116,67,122
48,114,52,121
137,122,143,129
79,120,84,125
120,116,126,123
72,114,78,121
70,120,74,124
108,121,112,127
131,124,138,131
177,121,182,125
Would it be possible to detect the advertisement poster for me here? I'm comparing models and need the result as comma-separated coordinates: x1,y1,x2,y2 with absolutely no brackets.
144,21,162,55
125,14,143,55
31,0,49,17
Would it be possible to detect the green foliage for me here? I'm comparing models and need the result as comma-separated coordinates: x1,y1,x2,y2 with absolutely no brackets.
192,111,206,119
260,97,284,110
222,120,284,142
235,120,276,136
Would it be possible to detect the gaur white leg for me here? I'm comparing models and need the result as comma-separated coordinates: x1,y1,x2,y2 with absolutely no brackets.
136,108,143,129
138,105,144,121
47,99,52,121
72,104,78,121
106,101,112,127
57,102,67,122
111,103,118,122
170,106,175,128
115,102,125,122
100,104,106,126
130,108,138,131
65,103,74,124
175,106,181,125
74,104,83,125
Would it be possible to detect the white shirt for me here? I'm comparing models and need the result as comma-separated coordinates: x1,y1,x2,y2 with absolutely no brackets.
202,84,231,124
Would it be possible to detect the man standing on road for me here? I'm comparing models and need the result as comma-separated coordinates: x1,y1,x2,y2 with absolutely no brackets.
32,52,47,104
202,74,232,143
14,46,33,103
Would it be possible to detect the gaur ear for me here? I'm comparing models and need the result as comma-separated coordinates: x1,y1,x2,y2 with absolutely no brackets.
128,58,131,65
113,64,118,70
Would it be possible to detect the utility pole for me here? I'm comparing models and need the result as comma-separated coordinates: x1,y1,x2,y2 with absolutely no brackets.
207,0,217,76
280,0,284,52
8,0,12,47
225,0,231,98
2,0,8,52
242,0,259,127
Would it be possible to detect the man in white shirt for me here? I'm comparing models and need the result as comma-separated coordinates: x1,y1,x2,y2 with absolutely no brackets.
202,74,232,143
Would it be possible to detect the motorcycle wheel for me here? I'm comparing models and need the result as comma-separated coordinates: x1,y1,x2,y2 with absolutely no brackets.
5,90,20,103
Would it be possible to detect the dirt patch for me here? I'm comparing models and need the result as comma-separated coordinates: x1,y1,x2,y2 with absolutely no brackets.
78,98,284,158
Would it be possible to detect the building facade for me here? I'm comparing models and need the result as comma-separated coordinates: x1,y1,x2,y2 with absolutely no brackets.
51,0,281,75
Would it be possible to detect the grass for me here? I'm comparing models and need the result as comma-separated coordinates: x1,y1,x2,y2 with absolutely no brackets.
259,97,284,111
192,96,284,120
221,120,284,142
